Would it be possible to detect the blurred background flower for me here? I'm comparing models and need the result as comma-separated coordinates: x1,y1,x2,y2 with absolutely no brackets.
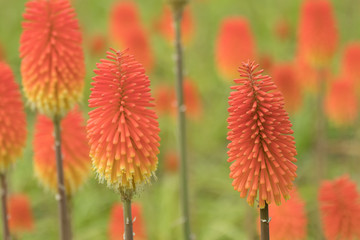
33,108,90,195
319,176,360,240
8,194,34,234
0,62,27,172
20,0,85,117
108,203,147,240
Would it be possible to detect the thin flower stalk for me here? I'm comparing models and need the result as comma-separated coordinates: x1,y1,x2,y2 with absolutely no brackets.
169,0,192,239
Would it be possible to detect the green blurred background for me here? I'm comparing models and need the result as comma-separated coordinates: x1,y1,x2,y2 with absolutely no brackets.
0,0,360,239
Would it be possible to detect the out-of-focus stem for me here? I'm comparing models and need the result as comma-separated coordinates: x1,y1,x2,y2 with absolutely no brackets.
0,173,10,240
122,196,133,240
315,69,326,183
66,194,73,240
171,2,192,240
260,203,270,240
53,115,71,240
315,68,326,240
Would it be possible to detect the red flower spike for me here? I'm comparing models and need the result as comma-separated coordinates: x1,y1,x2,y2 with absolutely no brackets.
271,63,302,113
154,84,174,116
87,49,160,191
156,6,194,44
297,0,338,68
0,62,27,172
341,43,360,93
110,1,141,42
8,194,34,233
325,78,358,126
34,108,91,195
319,176,360,240
227,61,297,208
262,189,307,240
295,55,318,93
216,17,256,80
109,1,154,71
20,0,85,117
120,27,154,71
109,203,146,240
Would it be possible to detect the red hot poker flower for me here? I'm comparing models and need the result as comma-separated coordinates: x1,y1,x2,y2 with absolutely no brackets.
109,1,154,71
319,176,360,240
271,63,303,113
154,84,174,116
264,189,307,240
297,0,338,68
216,17,256,80
121,27,154,71
33,108,91,195
0,62,27,172
20,0,85,117
325,78,358,126
87,49,160,192
109,203,147,240
8,194,34,233
227,61,297,208
341,43,360,93
110,1,141,42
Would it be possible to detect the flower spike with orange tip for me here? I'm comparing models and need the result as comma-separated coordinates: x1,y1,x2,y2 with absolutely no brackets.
319,176,360,240
88,48,160,240
109,1,154,71
33,108,91,195
216,17,256,80
109,1,141,43
0,62,27,172
325,78,358,126
109,203,147,240
20,1,85,238
20,0,85,117
341,43,360,94
87,48,160,192
227,61,297,240
0,62,27,240
227,61,297,208
8,194,34,235
271,63,302,114
297,0,338,69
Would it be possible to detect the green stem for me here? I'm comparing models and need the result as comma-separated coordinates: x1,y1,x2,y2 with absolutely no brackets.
172,4,192,240
53,115,71,240
260,203,270,240
123,197,133,240
315,69,326,240
0,173,10,240
315,69,326,183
